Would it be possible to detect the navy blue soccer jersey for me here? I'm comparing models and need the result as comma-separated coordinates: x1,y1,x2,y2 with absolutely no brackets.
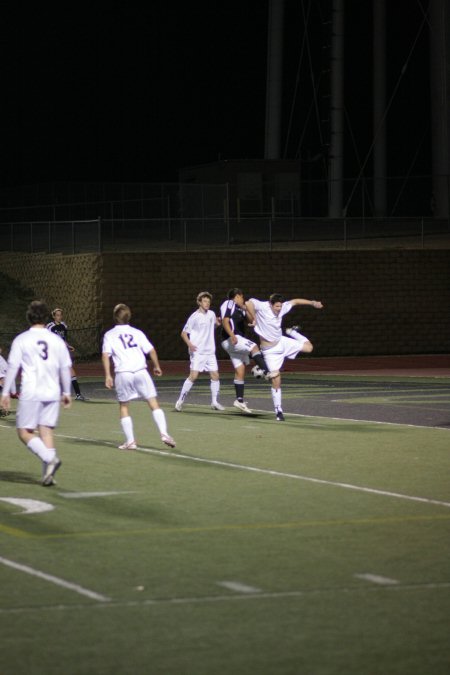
46,321,68,342
220,299,247,340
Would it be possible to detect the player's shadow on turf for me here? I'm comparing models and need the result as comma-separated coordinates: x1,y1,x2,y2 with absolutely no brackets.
171,408,266,419
0,471,38,484
76,400,115,405
63,436,119,449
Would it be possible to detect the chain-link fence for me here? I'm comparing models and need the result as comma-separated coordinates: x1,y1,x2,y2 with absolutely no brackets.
0,216,449,254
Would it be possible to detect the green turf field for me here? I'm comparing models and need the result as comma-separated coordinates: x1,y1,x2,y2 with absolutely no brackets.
1,376,450,675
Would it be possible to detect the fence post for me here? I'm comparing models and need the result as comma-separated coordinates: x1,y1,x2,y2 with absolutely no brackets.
184,220,187,251
98,216,102,253
344,217,347,250
167,195,171,241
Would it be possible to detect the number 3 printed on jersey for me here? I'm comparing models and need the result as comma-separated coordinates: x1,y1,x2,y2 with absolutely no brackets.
37,340,49,360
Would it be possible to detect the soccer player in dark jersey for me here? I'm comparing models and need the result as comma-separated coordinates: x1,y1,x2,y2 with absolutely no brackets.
47,308,88,400
220,288,273,413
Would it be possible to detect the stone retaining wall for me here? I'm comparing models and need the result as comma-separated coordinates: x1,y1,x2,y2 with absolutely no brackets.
1,250,449,359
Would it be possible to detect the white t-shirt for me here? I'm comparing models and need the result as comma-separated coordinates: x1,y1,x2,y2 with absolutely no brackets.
0,354,7,377
3,326,72,401
250,299,293,342
183,309,217,354
102,324,154,373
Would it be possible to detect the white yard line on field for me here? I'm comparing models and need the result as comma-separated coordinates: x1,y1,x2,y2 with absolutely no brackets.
354,573,399,585
56,433,450,510
217,581,262,594
1,580,450,616
0,556,111,602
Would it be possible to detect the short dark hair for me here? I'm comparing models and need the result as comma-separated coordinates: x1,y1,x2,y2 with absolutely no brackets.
269,293,284,305
228,287,243,299
113,303,131,324
27,300,50,326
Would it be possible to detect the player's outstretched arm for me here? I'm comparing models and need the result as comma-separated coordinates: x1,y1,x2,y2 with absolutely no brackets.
290,299,323,309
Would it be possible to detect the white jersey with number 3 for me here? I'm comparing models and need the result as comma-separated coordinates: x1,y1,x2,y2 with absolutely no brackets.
102,324,154,373
4,327,72,401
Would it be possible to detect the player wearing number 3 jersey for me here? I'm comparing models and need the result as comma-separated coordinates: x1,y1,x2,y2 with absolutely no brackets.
102,303,176,450
0,300,72,486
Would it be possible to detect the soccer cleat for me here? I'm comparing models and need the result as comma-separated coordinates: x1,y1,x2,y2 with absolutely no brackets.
174,399,183,411
10,393,20,399
265,370,280,381
233,399,252,413
118,440,137,450
285,325,301,336
0,408,10,417
42,456,62,486
75,394,89,401
211,402,225,411
276,410,285,422
161,433,176,448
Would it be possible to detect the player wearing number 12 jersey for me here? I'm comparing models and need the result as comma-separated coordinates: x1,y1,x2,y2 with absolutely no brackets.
102,303,176,450
0,300,72,486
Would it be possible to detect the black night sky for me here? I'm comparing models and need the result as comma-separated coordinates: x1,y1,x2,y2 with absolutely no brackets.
1,1,430,189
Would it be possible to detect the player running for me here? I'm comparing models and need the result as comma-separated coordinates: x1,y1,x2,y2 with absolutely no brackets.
0,300,72,485
102,303,176,450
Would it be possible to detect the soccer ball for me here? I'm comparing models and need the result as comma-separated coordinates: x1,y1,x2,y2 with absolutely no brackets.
251,365,265,379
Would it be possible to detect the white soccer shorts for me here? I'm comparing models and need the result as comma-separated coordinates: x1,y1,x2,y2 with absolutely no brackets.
261,335,307,372
16,400,60,430
221,335,256,368
115,369,157,402
189,352,219,373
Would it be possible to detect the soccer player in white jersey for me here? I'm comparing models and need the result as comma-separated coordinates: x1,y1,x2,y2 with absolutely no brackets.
0,346,18,401
175,291,224,411
102,303,176,450
245,293,323,421
220,287,273,414
0,300,72,485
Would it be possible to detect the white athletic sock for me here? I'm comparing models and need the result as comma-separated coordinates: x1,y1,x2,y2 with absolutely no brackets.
210,379,220,403
120,416,135,443
152,408,168,435
179,378,194,401
27,437,55,463
271,387,282,411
